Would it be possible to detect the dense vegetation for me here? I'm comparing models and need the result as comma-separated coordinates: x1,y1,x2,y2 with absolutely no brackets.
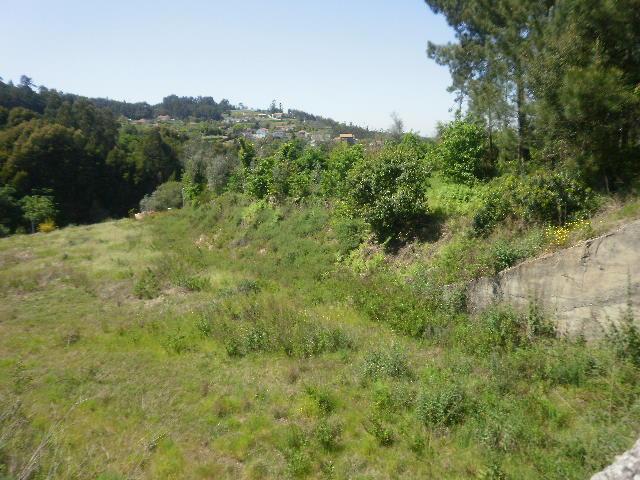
1,195,639,479
1,1,640,478
0,78,186,233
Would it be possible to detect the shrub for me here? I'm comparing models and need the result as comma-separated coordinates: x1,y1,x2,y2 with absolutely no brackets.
609,303,640,367
416,383,467,427
37,219,56,233
173,274,210,292
321,143,365,197
371,381,415,413
460,305,555,354
433,119,488,184
344,141,430,241
133,269,161,299
362,346,413,380
305,386,336,416
473,171,597,235
139,181,183,212
365,415,394,446
354,278,441,337
315,418,343,451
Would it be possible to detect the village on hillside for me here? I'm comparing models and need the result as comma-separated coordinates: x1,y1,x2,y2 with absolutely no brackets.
129,107,385,148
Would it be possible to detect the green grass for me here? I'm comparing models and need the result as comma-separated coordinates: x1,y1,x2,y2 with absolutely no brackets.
1,194,639,479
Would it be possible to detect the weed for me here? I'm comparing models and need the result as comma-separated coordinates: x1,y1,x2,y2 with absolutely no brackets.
163,330,195,354
608,299,640,367
133,268,160,299
362,346,413,380
174,274,210,292
416,383,467,428
365,416,394,446
195,313,212,337
315,418,343,451
305,386,336,416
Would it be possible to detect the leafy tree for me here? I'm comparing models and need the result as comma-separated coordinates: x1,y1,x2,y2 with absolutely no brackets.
0,106,8,128
7,107,38,127
237,137,256,169
425,0,554,162
21,193,56,233
433,120,488,184
530,0,640,190
321,143,365,197
139,181,183,212
0,184,21,236
345,142,430,241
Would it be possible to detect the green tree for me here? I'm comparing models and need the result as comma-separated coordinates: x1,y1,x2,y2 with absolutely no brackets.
139,181,183,212
21,193,56,233
237,137,256,169
321,143,364,197
425,0,554,162
345,142,430,241
433,120,488,184
0,184,21,236
530,0,640,190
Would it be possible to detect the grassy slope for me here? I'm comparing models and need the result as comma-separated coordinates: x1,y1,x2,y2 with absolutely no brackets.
1,195,639,479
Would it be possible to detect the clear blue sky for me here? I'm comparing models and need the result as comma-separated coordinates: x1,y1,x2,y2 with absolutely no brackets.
1,0,456,135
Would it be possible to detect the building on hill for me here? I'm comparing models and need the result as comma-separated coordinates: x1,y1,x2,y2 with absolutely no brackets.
253,128,269,140
338,133,356,145
272,130,288,139
156,115,171,122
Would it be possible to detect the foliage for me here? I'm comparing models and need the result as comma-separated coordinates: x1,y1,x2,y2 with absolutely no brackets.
139,181,183,212
416,382,467,427
362,346,414,380
472,171,597,235
321,143,364,197
433,119,488,184
345,140,430,241
37,219,56,233
20,193,56,233
1,196,640,479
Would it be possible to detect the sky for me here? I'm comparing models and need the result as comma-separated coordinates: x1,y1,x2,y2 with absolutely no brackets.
1,0,457,135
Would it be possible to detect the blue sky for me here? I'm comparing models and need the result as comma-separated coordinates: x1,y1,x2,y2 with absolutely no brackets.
1,0,456,135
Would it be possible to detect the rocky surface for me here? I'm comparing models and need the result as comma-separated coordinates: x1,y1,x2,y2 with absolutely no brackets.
467,219,640,339
591,438,640,480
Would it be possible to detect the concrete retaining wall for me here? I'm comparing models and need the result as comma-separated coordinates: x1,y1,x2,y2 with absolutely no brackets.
467,219,640,339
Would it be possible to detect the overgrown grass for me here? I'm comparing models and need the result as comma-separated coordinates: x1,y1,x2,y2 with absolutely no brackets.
0,194,639,479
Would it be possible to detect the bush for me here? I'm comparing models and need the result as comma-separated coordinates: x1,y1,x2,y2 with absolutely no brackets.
460,305,555,354
609,304,640,367
321,143,364,197
133,269,161,299
37,219,56,233
433,119,488,184
473,171,596,235
416,383,467,427
365,415,394,446
345,141,430,241
139,181,183,212
315,418,343,451
362,346,414,379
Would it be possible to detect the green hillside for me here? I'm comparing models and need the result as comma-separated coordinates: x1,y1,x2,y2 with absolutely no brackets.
1,196,639,479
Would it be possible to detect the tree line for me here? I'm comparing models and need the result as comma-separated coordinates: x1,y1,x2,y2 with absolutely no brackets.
0,76,234,121
425,0,640,190
0,79,183,234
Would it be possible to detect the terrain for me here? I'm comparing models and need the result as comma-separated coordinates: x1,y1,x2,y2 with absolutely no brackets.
1,196,640,479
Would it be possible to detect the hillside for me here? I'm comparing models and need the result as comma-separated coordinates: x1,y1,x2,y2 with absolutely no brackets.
1,197,640,479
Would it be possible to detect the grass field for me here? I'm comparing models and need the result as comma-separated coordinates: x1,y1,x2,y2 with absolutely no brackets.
1,195,639,479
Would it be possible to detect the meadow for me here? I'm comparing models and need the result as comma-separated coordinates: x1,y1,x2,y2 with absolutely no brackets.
1,195,639,479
